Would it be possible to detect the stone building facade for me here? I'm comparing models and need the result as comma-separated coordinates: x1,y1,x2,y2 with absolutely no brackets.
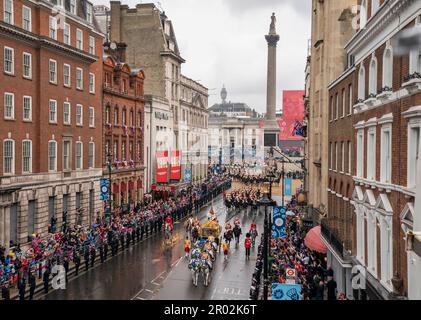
102,43,145,207
179,75,209,183
326,0,421,300
0,0,104,250
307,0,357,219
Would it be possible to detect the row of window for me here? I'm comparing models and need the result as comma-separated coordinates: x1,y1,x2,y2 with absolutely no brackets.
3,93,95,126
3,47,96,92
355,122,394,185
3,139,95,175
105,106,142,128
104,139,142,162
329,141,352,174
3,0,95,53
330,84,353,120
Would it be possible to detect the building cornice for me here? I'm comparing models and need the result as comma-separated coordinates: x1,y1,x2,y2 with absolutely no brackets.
0,22,98,63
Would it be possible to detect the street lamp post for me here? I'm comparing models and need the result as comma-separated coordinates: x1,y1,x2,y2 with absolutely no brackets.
106,152,113,220
259,188,272,300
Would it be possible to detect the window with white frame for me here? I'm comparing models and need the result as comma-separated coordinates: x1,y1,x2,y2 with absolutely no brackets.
329,96,334,121
383,47,393,89
89,107,94,127
3,139,14,174
75,141,82,169
88,142,94,168
335,93,339,120
49,16,57,40
114,108,118,125
137,141,141,161
22,140,32,173
63,102,70,125
358,66,365,101
76,104,83,125
64,23,70,45
76,29,83,50
356,207,365,263
367,127,376,180
86,4,93,24
89,36,95,55
348,141,352,174
48,140,57,171
76,68,83,89
367,210,377,275
49,59,57,83
380,216,393,288
4,47,14,74
369,57,377,96
22,5,31,31
4,0,14,25
329,142,333,169
63,64,70,87
341,142,345,172
357,130,364,177
4,92,14,120
23,95,32,121
138,111,142,127
105,106,110,124
89,73,95,93
408,122,420,188
360,0,367,29
69,0,76,14
342,89,346,117
348,84,353,115
113,140,118,161
380,126,392,183
63,140,70,170
49,99,57,123
335,142,338,170
23,52,31,78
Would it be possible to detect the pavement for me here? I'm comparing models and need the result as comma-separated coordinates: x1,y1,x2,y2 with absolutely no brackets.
32,191,265,300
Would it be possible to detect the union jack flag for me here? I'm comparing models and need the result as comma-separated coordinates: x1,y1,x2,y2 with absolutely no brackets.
292,121,305,137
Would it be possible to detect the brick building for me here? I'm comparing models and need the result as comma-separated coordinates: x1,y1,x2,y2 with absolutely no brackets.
103,43,145,207
0,0,103,250
326,0,421,300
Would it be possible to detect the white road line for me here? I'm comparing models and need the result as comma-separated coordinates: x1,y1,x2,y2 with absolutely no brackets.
144,289,153,293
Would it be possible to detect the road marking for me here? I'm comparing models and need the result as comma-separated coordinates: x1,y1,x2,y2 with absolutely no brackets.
144,289,153,293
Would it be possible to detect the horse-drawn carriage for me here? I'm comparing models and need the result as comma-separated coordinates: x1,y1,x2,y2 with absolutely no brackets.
188,209,222,287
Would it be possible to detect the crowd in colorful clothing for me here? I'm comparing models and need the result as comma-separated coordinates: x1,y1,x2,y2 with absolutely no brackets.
0,175,231,300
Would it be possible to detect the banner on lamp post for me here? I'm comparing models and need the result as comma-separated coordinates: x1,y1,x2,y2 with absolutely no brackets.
156,151,169,183
184,168,192,183
272,206,286,239
100,178,109,201
170,150,181,180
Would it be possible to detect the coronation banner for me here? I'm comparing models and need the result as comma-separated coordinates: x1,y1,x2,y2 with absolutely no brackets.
156,151,169,183
170,150,181,180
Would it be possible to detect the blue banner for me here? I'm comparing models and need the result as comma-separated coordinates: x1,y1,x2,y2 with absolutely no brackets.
271,283,302,300
284,178,292,196
184,169,192,183
272,206,286,239
100,178,109,201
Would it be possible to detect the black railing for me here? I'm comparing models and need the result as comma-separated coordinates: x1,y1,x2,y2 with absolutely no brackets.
320,219,344,259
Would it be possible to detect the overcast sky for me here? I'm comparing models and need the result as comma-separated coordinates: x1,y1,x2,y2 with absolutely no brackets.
95,0,311,113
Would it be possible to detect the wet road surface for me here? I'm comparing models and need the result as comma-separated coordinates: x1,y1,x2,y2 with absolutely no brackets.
39,194,264,300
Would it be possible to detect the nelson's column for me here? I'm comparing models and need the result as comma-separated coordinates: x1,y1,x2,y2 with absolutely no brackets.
264,13,280,147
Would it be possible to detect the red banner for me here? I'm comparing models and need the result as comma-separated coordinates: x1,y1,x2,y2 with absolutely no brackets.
156,151,168,183
278,90,305,141
170,150,181,180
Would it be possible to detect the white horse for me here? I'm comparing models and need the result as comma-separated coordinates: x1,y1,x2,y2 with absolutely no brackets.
188,258,201,287
200,258,211,287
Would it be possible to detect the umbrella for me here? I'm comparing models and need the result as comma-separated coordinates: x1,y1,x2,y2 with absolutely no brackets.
304,226,327,254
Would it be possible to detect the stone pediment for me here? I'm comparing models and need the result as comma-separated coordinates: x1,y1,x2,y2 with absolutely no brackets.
363,189,376,207
376,193,393,214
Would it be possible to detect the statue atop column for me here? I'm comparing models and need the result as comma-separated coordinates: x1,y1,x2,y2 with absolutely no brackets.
269,12,276,35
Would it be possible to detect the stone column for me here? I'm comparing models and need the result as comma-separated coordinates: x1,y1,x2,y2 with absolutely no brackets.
264,13,280,144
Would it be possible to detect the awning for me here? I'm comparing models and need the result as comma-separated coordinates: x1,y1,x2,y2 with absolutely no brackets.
304,226,327,254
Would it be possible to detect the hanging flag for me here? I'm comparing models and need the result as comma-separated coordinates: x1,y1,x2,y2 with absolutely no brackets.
170,150,181,180
272,206,286,239
271,283,302,300
292,120,305,137
284,178,292,196
156,151,168,183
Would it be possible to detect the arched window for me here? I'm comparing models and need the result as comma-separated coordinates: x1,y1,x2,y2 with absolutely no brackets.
382,47,393,89
369,57,377,96
358,65,366,101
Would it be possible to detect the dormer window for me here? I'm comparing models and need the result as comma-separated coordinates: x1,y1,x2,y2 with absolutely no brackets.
70,0,76,15
360,0,367,29
86,3,93,24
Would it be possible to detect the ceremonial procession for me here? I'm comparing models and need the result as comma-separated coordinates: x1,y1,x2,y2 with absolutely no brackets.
1,1,421,316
